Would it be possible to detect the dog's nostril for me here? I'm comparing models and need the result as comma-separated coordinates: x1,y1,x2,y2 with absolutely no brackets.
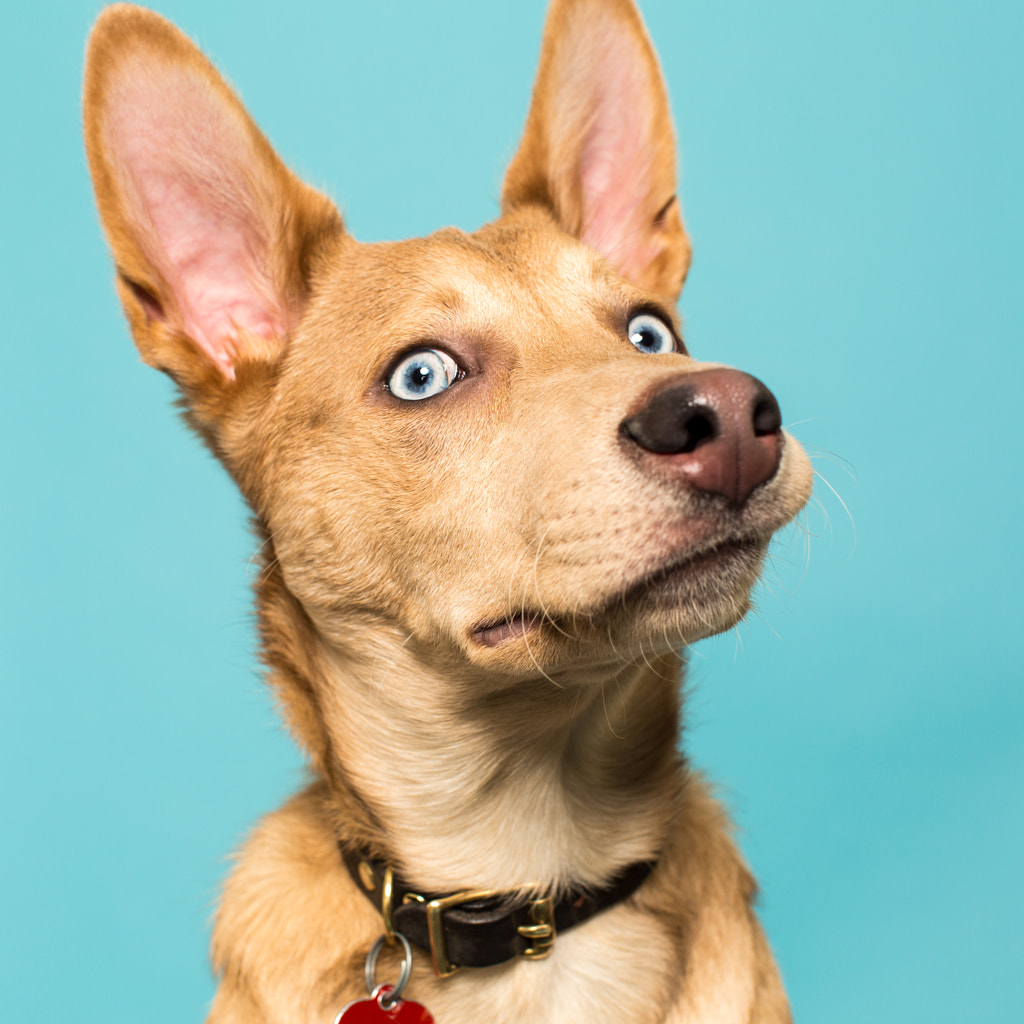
620,384,722,455
752,395,782,436
677,409,716,453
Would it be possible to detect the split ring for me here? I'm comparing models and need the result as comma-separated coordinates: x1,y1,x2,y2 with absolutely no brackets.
364,931,413,1005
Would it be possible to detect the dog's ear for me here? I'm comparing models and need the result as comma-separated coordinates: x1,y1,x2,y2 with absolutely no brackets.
83,5,342,409
503,0,690,302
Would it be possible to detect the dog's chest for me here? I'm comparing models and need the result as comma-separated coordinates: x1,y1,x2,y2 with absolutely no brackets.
416,905,679,1024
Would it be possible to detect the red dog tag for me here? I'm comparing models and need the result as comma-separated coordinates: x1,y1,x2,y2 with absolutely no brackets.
334,985,434,1024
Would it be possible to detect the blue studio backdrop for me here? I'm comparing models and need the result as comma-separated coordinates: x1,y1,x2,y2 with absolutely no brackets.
2,1,1022,1021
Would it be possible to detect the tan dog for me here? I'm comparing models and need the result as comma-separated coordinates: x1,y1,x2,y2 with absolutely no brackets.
84,1,813,1020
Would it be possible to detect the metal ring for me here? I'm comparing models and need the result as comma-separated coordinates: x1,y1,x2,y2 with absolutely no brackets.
364,931,413,1005
381,866,396,944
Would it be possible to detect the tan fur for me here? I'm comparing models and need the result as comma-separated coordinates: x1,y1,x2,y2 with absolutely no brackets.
84,2,812,1021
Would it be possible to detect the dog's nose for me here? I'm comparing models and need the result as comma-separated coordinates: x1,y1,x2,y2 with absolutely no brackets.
620,369,783,505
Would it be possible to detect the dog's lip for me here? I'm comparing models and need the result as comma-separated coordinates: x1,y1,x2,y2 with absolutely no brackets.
616,534,765,604
472,612,545,648
470,536,765,648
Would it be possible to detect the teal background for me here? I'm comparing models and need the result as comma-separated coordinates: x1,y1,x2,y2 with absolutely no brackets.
2,1,1022,1020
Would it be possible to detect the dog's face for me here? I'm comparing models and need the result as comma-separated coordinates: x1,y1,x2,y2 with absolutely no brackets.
84,0,812,692
261,222,812,681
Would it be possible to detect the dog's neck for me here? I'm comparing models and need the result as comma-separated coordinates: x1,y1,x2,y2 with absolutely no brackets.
265,598,683,895
331,648,682,894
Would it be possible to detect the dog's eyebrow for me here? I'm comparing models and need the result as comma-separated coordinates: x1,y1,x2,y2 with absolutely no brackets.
433,287,464,316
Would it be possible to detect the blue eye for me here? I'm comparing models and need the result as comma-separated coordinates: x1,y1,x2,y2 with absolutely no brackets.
388,348,460,401
627,314,676,355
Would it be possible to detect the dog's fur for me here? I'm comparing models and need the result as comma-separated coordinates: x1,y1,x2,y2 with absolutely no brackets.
84,1,813,1020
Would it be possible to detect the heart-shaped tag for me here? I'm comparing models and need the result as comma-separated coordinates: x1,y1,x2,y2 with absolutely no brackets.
334,984,434,1023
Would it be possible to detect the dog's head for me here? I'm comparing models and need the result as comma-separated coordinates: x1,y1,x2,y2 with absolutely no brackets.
84,0,812,698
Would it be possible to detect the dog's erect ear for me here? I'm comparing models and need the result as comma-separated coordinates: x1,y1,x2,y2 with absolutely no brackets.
503,0,690,301
83,5,342,397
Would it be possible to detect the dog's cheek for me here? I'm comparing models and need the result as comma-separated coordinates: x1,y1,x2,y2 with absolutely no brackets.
256,422,493,646
262,464,401,626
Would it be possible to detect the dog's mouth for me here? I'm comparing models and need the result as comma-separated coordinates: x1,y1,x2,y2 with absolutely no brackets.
472,612,546,648
470,536,766,649
619,535,766,603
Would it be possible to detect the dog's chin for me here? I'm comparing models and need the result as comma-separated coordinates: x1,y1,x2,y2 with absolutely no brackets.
619,537,766,643
470,537,768,661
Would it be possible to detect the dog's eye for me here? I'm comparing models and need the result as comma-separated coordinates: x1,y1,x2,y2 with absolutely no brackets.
387,348,460,401
627,314,676,355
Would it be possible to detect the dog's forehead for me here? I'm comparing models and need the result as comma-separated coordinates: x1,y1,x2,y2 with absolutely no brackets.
314,221,633,343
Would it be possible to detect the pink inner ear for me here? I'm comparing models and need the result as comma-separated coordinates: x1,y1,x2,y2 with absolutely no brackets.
105,58,287,377
562,18,662,284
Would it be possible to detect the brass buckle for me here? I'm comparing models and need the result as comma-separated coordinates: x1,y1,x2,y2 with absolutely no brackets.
517,896,556,959
408,889,500,978
405,889,557,977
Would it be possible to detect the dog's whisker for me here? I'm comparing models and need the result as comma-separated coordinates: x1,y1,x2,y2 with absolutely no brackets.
529,521,575,641
806,492,834,542
368,628,416,697
612,669,628,734
595,625,627,740
603,617,628,668
812,469,857,557
637,634,660,677
803,443,859,483
748,606,786,647
801,510,814,582
245,534,275,580
522,626,564,690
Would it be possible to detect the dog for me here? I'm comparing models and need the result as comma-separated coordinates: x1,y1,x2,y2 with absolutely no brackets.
84,0,813,1020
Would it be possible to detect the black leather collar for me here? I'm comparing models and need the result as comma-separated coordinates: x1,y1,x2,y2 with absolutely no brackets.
341,845,656,977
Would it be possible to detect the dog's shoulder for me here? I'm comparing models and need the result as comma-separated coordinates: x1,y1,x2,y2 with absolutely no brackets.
210,782,375,1020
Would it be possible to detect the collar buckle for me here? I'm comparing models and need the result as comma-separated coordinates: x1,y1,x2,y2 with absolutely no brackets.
411,889,557,976
408,888,502,977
